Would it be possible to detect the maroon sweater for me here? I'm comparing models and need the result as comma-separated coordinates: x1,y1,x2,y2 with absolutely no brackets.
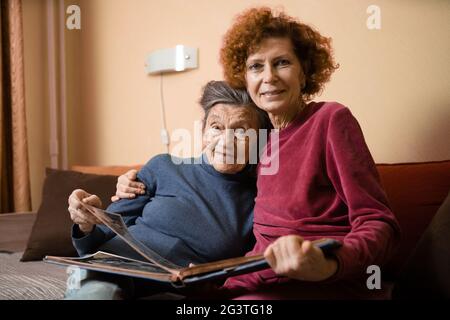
222,101,401,298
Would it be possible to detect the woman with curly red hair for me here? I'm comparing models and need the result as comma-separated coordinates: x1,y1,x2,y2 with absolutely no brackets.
114,7,401,299
215,7,401,299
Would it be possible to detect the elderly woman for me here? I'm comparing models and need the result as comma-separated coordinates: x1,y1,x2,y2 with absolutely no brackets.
65,81,271,299
116,7,401,299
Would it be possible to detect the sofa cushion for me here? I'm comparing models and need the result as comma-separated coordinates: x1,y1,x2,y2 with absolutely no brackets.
21,168,119,261
376,160,450,278
391,191,450,298
0,212,36,253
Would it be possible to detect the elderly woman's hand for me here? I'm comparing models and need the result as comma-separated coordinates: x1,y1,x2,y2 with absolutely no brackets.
111,169,146,202
264,235,338,282
68,189,103,234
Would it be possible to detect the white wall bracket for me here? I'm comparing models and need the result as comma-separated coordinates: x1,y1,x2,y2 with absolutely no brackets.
145,45,198,74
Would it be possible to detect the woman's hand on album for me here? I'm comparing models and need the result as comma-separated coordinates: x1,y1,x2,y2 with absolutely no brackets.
68,189,103,234
264,235,338,282
111,169,146,202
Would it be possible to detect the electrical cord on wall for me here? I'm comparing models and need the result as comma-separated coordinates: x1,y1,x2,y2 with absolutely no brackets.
159,72,170,153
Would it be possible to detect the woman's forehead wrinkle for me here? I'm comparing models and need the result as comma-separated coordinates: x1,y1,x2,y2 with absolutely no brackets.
206,112,226,124
207,105,258,128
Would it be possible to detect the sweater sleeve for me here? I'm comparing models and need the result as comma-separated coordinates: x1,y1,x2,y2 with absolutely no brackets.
71,159,158,256
325,107,401,280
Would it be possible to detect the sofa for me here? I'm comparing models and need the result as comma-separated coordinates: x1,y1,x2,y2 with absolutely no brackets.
0,160,449,300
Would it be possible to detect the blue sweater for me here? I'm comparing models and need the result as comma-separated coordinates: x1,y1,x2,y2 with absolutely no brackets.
72,154,256,267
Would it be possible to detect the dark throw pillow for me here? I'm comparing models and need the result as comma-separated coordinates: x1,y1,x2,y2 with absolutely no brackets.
21,168,118,261
392,191,450,299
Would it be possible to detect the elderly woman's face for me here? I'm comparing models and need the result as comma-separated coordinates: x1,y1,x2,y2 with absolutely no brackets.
245,37,304,116
203,104,259,174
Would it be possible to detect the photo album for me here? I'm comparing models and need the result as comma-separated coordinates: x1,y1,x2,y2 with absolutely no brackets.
44,202,342,287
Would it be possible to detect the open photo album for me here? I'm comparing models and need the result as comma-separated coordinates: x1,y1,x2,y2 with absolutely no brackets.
44,202,342,287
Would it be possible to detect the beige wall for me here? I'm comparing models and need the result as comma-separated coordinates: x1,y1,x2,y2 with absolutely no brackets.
23,0,450,209
71,0,450,165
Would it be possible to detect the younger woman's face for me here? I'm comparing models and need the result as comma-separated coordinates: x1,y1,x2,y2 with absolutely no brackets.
245,37,305,116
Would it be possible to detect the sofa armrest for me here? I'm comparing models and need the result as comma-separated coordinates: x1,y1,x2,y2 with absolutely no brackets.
0,212,37,253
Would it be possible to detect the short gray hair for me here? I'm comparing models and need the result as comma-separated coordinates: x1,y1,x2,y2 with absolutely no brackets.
199,81,272,130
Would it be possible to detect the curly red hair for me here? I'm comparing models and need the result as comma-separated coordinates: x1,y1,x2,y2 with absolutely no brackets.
220,7,339,101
